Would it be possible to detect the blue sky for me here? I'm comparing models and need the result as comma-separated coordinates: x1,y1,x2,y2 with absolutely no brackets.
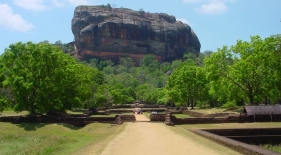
0,0,281,54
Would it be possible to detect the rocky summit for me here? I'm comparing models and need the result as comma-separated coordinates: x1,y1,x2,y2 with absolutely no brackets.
71,5,201,63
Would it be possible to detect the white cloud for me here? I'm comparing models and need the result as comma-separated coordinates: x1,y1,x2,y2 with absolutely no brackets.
183,0,201,3
0,4,34,32
52,0,95,7
177,18,190,24
13,0,96,11
183,0,235,14
13,0,48,11
195,0,227,14
52,0,66,7
226,0,237,3
66,0,93,6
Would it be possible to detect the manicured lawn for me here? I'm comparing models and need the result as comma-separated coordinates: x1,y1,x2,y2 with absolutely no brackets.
174,114,190,118
260,144,281,153
143,112,150,118
67,110,84,115
0,111,28,116
191,107,241,115
177,122,281,129
0,122,124,155
90,114,117,117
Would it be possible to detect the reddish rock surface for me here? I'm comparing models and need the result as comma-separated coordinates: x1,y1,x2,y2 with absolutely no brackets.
71,5,201,63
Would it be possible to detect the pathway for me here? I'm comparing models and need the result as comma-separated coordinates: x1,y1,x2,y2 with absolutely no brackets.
99,114,241,155
134,114,150,122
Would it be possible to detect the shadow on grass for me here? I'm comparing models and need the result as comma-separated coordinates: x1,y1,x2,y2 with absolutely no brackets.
16,123,47,131
61,123,81,130
16,123,82,131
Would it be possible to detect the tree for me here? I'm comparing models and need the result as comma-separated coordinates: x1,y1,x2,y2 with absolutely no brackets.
107,3,112,11
141,54,159,70
54,40,62,45
116,56,135,73
160,62,171,73
171,60,182,69
135,83,163,104
0,63,10,112
85,84,109,108
89,58,99,68
0,42,94,114
166,60,207,108
204,35,281,105
109,86,135,105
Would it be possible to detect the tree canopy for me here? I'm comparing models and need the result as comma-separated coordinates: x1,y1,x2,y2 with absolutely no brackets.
204,35,281,105
0,42,97,114
1,35,281,112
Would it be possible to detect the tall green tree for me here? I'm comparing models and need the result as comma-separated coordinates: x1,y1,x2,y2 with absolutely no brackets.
167,60,207,108
0,42,94,114
205,35,281,105
141,54,159,70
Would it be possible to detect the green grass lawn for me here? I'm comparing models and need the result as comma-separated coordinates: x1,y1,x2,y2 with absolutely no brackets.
90,114,117,117
0,122,124,155
174,114,190,118
0,111,28,116
67,110,84,115
177,122,281,130
191,107,241,115
142,112,190,118
260,144,281,153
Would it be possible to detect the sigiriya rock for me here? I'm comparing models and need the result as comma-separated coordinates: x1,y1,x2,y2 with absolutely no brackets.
71,5,201,63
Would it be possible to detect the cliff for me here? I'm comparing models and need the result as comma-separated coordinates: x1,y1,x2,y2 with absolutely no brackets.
71,5,201,63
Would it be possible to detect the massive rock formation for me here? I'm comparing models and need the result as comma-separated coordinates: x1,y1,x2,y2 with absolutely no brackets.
71,5,201,63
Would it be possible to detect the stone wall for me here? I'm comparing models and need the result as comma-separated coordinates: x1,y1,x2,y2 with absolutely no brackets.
190,129,280,155
0,114,136,127
119,115,136,122
171,114,281,125
150,114,166,122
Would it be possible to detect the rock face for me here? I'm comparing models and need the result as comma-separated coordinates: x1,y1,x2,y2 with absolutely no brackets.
71,5,201,63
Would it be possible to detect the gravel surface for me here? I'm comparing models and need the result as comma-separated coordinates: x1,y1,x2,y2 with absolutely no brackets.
98,114,241,155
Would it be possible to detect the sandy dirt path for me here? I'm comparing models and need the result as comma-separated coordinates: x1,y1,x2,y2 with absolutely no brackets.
99,114,241,155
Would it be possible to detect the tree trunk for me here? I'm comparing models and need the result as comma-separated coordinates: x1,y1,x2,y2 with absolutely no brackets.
30,105,35,114
191,99,194,109
248,94,254,105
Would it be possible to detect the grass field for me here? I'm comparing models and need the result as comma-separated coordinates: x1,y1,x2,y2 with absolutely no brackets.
0,111,28,116
177,122,281,129
173,114,190,118
191,107,242,114
0,122,124,155
260,144,281,153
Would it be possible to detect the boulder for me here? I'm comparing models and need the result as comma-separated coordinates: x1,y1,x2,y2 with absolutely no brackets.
71,5,201,64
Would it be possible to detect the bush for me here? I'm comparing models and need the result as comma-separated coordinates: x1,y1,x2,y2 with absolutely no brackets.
221,101,238,108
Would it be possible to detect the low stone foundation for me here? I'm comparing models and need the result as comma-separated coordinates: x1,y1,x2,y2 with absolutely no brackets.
119,115,136,122
172,114,281,125
150,114,166,122
0,114,136,127
204,128,281,145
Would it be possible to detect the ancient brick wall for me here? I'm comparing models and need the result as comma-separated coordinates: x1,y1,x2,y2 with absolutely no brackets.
150,114,166,122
